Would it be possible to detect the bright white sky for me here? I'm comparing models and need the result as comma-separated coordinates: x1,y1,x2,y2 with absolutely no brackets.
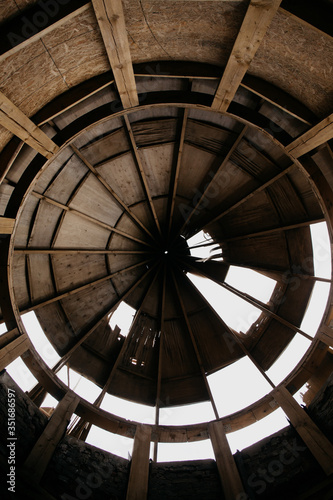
2,222,331,461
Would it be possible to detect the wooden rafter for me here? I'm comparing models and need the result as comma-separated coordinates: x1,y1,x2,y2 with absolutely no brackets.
0,92,59,158
14,248,149,255
171,268,220,418
212,0,282,112
31,191,152,247
178,126,247,238
92,0,138,109
72,145,156,242
185,164,294,239
182,258,313,342
20,259,152,316
124,116,162,235
286,113,333,158
50,263,157,372
182,268,276,388
0,217,15,234
222,217,325,242
168,109,189,237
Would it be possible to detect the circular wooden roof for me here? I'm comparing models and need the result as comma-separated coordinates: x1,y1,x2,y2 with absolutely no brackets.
0,0,332,435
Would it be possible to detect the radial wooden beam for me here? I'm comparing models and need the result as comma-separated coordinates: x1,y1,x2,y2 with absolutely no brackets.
286,113,333,158
177,127,247,237
0,217,15,234
171,269,220,418
319,325,333,348
0,333,29,371
0,92,59,158
274,386,333,476
20,259,151,316
31,191,152,247
181,268,276,388
14,248,149,255
92,0,138,109
168,109,189,237
124,116,162,235
154,264,167,461
23,391,80,483
50,263,158,372
186,164,294,239
209,421,245,500
222,217,325,242
212,0,282,112
182,258,313,342
126,424,152,500
72,145,156,242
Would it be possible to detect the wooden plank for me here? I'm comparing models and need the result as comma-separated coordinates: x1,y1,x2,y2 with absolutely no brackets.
212,0,282,112
0,333,29,371
92,0,138,109
320,325,333,347
126,424,152,500
0,92,59,158
286,113,333,158
23,391,80,483
209,421,245,500
0,217,15,234
274,386,333,475
14,248,148,255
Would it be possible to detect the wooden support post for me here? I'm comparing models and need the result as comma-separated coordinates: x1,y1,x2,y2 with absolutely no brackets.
274,386,333,475
126,424,152,500
23,391,80,483
209,421,245,500
0,217,15,234
286,113,333,158
0,92,59,158
92,0,138,109
320,325,333,347
0,333,29,371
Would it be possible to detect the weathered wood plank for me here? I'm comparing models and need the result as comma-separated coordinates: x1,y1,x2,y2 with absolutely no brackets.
23,391,80,483
0,92,59,158
0,217,15,234
286,113,333,158
274,386,333,475
0,333,29,371
126,424,152,500
212,0,282,112
319,325,333,348
209,420,245,500
92,0,138,109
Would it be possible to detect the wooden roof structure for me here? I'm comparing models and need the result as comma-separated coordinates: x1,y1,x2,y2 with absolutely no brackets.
0,0,333,450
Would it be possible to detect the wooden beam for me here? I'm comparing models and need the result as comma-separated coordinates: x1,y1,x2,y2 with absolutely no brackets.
126,424,152,500
23,391,80,483
31,191,152,247
92,0,138,109
212,0,282,112
172,269,220,418
124,116,162,235
14,248,149,255
209,421,245,500
0,92,59,158
168,109,188,237
20,259,151,315
72,145,156,242
222,217,325,242
186,164,294,240
286,113,333,158
0,217,15,234
319,325,333,348
274,386,333,476
0,333,29,371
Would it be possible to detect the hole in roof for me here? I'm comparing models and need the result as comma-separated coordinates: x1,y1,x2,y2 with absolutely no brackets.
187,230,222,261
86,426,134,460
159,401,215,426
100,393,155,425
108,301,136,337
157,440,214,463
311,221,331,278
21,311,60,368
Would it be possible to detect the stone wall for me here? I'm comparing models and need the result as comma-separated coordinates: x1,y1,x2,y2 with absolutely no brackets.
0,369,333,500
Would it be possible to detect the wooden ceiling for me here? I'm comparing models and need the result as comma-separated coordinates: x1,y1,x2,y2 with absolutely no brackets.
0,0,332,429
